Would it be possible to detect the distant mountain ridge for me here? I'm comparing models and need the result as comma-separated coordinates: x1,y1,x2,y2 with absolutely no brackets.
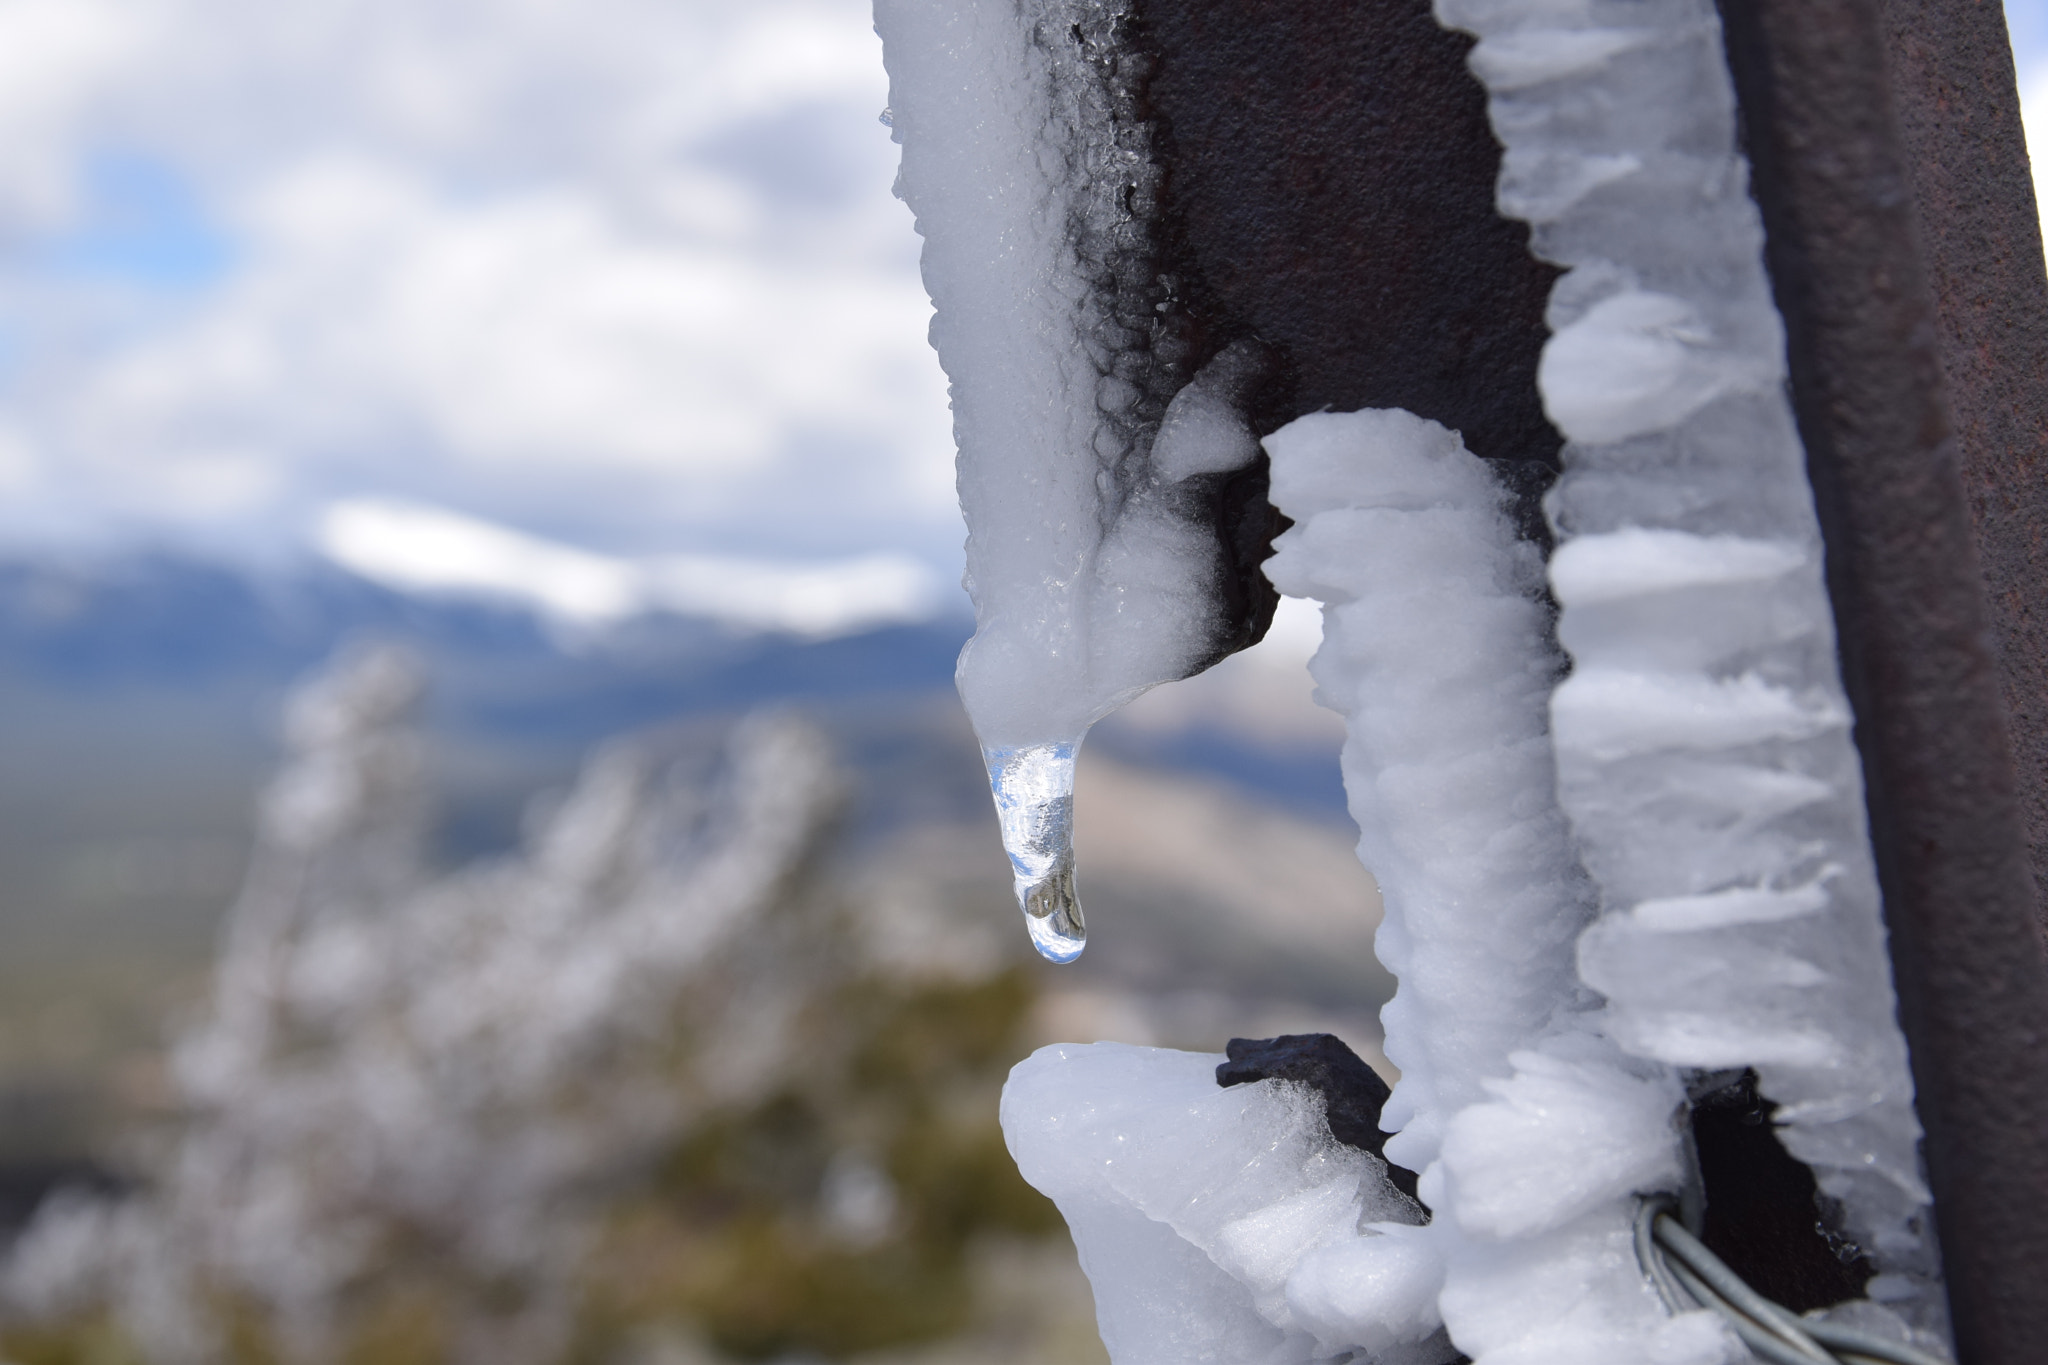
0,551,1346,978
0,551,974,960
0,552,969,706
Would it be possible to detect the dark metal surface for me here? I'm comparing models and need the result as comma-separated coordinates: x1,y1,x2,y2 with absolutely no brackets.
1690,1072,1871,1311
1026,11,1286,670
1879,0,2048,938
1133,0,1560,464
1716,0,2048,1357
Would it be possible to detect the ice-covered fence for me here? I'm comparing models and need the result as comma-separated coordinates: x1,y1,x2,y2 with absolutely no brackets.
881,0,2048,1361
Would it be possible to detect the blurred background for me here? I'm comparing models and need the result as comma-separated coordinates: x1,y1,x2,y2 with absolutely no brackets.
0,2,2037,1362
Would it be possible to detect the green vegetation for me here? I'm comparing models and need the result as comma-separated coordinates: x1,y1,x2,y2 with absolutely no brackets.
576,968,1066,1362
0,964,1092,1365
0,698,1107,1365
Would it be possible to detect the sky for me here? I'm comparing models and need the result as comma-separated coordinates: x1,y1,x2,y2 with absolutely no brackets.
0,0,954,577
0,0,2042,597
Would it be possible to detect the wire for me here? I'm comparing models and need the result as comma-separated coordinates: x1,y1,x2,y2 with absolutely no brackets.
1631,1197,1950,1365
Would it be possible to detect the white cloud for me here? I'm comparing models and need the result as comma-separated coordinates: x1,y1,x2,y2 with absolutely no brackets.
3,0,2044,573
0,0,959,570
0,0,146,224
68,157,939,479
0,420,41,491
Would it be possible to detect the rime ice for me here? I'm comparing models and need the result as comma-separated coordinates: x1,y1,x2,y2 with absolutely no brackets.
1256,410,1716,1362
1446,0,1938,1329
875,0,1272,960
1261,410,1595,1173
1002,1043,1440,1365
2,649,850,1362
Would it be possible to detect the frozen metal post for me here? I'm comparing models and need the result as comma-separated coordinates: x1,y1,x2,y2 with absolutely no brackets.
1716,1,2048,1358
882,0,2048,1354
1135,0,2048,1357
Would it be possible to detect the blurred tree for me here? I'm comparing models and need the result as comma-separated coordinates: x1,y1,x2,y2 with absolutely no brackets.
0,647,1078,1365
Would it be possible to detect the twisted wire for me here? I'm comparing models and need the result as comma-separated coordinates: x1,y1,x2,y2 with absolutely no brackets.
1632,1197,1948,1365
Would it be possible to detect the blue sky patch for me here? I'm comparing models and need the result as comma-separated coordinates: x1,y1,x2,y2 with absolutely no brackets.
2010,0,2047,74
40,151,236,290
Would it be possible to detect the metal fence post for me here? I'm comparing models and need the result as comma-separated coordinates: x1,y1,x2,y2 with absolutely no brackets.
1699,2,2048,1357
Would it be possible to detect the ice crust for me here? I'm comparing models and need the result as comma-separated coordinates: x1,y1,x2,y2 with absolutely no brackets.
1003,1043,1446,1365
1440,0,1937,1316
876,0,1273,959
874,0,1255,752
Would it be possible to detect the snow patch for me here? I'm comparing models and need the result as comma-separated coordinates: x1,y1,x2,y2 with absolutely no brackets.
318,497,940,637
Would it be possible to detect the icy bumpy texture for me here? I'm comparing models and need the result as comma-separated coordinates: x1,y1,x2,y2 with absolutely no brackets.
1264,412,1587,1175
1266,412,1729,1365
1443,0,1936,1318
1003,1043,1446,1365
877,0,1268,958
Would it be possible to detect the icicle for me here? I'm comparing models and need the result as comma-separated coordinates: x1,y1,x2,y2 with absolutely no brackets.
984,741,1086,962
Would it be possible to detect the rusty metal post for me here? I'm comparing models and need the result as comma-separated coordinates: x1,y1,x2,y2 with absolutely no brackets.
1881,0,2048,937
1711,1,2048,1358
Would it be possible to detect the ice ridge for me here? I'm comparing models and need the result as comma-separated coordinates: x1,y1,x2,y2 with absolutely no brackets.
1445,0,1941,1344
1262,408,1720,1363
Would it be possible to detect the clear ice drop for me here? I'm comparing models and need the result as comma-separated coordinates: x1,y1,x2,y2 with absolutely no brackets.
984,742,1086,963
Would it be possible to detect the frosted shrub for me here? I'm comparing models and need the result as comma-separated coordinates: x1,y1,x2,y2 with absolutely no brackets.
0,645,851,1365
